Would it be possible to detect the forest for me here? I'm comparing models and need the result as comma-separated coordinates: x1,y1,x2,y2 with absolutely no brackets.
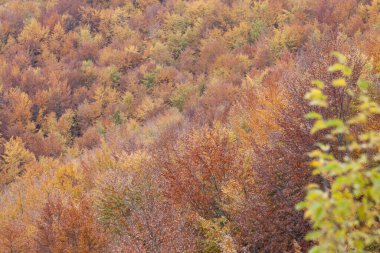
0,0,379,252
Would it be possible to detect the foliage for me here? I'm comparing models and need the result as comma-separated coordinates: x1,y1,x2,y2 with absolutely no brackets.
156,125,253,218
0,0,378,252
35,196,107,253
0,137,35,186
298,53,380,252
198,216,237,253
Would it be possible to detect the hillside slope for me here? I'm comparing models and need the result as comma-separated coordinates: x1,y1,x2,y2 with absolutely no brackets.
0,0,379,252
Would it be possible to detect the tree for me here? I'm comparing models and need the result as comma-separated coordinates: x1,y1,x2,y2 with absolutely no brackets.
298,53,380,252
228,60,315,252
95,150,198,252
0,137,35,186
0,219,31,253
35,196,107,253
17,18,48,67
1,88,33,138
156,125,252,219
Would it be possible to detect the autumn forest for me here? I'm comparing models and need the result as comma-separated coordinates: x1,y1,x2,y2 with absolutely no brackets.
0,0,379,252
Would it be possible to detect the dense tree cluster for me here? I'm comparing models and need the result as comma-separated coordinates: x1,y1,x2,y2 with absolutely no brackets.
0,0,378,252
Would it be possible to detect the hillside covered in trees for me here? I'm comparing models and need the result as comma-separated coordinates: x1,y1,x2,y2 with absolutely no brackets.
0,0,379,252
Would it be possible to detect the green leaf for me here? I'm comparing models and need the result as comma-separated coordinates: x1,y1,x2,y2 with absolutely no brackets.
357,79,369,92
313,204,325,226
305,112,322,120
316,143,330,152
342,66,352,76
328,64,352,76
296,202,307,210
312,80,325,89
331,51,347,64
306,183,321,189
309,246,322,253
304,89,324,100
305,88,328,107
332,78,346,87
328,63,345,72
325,119,344,128
305,231,322,241
357,205,366,222
311,120,327,134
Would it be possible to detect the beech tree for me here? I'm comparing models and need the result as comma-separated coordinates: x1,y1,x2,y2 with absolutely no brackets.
156,125,252,218
0,137,35,186
298,53,380,253
35,196,108,253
